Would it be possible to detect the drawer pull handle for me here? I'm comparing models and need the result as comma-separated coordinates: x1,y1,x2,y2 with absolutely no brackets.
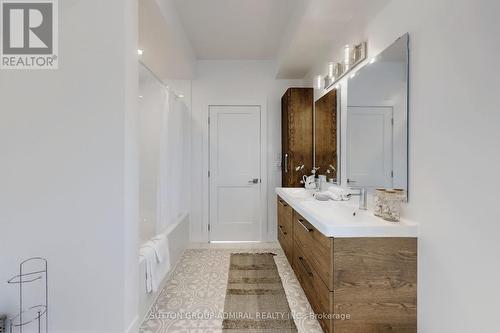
298,256,313,277
298,219,313,232
278,225,287,236
279,200,288,207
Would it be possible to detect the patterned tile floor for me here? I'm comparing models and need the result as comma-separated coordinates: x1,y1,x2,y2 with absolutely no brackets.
140,243,322,333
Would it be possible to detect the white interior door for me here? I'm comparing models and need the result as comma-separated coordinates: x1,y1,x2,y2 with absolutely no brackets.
347,106,393,188
209,106,262,241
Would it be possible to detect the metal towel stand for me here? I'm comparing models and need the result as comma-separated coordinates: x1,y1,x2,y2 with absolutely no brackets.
7,258,48,333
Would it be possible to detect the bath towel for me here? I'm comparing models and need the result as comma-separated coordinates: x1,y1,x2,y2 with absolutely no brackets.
139,235,170,293
151,233,169,265
139,245,156,293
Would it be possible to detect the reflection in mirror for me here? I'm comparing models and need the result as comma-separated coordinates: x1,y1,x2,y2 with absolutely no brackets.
315,88,340,184
346,34,408,192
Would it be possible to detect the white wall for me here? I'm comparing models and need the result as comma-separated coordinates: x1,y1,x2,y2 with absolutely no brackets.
139,0,196,79
308,0,500,331
0,1,139,332
190,60,305,242
123,0,140,331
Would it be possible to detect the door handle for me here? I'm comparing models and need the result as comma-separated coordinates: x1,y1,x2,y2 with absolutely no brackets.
248,178,259,184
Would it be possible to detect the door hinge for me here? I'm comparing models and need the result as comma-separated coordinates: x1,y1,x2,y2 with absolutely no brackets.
391,170,394,178
208,170,211,177
208,117,210,125
391,118,394,126
208,224,211,231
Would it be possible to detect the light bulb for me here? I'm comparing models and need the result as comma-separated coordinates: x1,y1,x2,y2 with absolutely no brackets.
315,75,323,90
328,62,335,78
344,45,351,68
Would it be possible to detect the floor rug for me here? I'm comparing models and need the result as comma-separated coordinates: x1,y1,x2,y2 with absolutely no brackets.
222,253,298,332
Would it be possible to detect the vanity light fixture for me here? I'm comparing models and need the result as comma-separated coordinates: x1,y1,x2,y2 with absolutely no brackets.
320,42,367,91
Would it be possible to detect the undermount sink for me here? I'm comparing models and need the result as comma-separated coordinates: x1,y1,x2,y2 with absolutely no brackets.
281,188,363,222
283,188,313,199
300,199,359,223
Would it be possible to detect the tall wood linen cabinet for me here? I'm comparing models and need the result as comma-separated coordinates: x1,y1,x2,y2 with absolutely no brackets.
281,88,314,187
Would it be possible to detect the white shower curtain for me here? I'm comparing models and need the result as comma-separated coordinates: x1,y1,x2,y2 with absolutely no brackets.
139,64,190,239
157,91,189,233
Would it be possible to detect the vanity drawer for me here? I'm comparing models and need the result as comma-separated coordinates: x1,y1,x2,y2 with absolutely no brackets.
277,196,293,263
277,196,293,231
293,211,334,291
293,240,333,333
277,224,292,264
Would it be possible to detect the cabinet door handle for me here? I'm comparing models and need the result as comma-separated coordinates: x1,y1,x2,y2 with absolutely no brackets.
298,256,313,277
297,219,313,232
284,153,288,173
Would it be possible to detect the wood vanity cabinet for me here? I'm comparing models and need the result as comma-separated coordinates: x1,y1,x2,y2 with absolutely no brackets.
277,195,417,333
277,196,293,264
281,88,314,187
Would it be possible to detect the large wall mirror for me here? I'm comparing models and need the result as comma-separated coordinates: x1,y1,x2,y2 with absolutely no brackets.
346,33,409,192
314,89,340,184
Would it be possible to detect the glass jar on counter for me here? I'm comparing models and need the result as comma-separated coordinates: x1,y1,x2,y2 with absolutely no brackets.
383,190,400,222
374,189,387,217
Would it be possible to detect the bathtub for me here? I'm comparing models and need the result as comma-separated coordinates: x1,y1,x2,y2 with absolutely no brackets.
138,213,190,323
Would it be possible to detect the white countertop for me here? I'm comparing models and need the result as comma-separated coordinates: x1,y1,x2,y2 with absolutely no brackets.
276,187,418,238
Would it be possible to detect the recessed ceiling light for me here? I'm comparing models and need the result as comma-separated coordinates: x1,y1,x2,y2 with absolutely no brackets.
138,95,143,98
137,49,144,56
178,94,184,98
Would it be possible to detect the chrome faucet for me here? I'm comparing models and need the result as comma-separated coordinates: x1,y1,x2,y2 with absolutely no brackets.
348,187,368,210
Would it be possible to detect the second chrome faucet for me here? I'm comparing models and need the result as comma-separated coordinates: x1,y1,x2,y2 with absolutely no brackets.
348,187,368,210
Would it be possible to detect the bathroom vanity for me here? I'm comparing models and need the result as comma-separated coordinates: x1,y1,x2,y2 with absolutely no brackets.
276,187,417,333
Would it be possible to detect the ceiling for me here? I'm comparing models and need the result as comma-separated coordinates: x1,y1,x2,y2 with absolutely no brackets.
274,0,391,78
169,0,390,78
172,0,299,60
